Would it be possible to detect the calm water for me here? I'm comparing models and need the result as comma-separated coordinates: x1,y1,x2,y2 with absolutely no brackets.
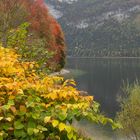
66,58,140,117
65,58,140,139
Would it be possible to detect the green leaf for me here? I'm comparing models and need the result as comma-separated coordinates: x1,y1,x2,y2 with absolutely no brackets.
65,126,72,133
14,120,24,130
58,113,67,121
0,131,4,140
28,120,36,129
93,102,100,112
27,128,34,136
14,129,26,138
33,129,39,134
8,100,15,106
67,131,73,139
2,105,10,110
31,113,40,119
73,135,76,140
112,123,122,130
30,137,37,140
2,100,15,110
100,117,107,125
37,125,48,131
2,123,11,131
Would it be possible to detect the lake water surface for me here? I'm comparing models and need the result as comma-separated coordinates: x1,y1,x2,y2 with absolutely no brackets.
66,58,140,139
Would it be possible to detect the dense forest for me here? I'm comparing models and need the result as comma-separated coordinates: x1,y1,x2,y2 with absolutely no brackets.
46,0,140,57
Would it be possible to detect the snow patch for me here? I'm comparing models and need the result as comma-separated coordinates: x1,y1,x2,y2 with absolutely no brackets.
128,5,140,12
47,4,63,19
76,20,89,29
113,13,129,22
102,9,129,22
57,0,78,4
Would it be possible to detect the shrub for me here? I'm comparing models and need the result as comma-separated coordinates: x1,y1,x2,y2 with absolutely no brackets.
0,46,118,140
116,83,140,140
8,22,53,73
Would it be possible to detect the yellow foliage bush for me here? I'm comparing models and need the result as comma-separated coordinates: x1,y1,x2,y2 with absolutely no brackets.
0,46,118,140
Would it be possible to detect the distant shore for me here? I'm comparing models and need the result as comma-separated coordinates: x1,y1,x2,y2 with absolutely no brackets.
67,56,140,59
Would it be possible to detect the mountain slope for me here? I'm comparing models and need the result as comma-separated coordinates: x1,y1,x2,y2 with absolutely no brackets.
46,0,140,57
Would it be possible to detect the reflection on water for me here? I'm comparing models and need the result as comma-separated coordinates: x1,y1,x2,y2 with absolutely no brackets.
66,58,140,117
66,58,140,140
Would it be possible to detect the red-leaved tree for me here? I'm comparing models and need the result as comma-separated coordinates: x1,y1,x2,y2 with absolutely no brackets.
26,0,66,71
0,0,66,71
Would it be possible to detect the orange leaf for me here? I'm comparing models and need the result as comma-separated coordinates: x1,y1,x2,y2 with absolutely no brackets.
20,105,27,113
10,106,17,115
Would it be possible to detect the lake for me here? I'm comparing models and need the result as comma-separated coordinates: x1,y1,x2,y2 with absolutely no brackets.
66,58,140,139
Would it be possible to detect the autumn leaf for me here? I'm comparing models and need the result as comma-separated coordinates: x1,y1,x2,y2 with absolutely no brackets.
44,116,51,123
58,123,66,132
52,120,59,127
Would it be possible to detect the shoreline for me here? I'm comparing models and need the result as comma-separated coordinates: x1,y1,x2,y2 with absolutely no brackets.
67,56,140,59
50,69,70,76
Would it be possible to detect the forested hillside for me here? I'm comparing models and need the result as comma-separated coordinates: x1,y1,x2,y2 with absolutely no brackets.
46,0,140,57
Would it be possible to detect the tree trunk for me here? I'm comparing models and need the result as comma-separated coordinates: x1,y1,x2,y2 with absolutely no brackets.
132,128,139,140
2,31,8,48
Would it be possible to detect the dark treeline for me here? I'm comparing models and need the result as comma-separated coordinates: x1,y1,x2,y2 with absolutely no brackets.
62,19,140,57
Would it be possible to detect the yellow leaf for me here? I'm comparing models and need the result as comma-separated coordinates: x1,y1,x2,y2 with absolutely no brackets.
5,117,12,122
48,93,57,100
9,95,15,100
0,117,3,121
69,79,76,86
30,64,34,69
0,131,4,136
59,123,65,132
52,120,59,127
18,89,24,94
44,116,51,123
